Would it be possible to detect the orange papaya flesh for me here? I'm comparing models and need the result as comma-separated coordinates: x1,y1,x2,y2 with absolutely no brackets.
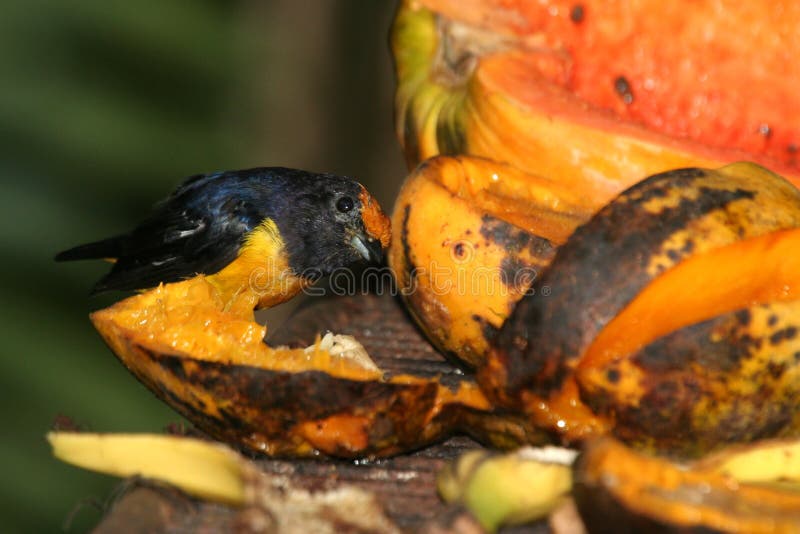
389,155,589,366
482,164,800,409
92,277,379,380
393,1,800,205
91,277,493,457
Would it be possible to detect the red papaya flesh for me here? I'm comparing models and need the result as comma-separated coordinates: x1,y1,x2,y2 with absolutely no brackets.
424,0,800,166
394,0,800,204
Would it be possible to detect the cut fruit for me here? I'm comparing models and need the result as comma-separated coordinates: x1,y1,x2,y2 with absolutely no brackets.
389,155,589,366
92,277,494,457
90,278,555,458
481,164,800,453
577,231,800,455
582,228,800,372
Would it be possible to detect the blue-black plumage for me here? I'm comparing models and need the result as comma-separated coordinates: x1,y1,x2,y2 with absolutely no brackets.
56,167,390,299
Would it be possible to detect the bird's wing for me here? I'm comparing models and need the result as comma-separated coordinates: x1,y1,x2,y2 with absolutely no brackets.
91,199,255,294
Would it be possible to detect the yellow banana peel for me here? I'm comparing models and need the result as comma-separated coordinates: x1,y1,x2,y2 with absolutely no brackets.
48,432,250,506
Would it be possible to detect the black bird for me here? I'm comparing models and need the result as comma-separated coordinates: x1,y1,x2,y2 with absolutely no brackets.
56,167,391,308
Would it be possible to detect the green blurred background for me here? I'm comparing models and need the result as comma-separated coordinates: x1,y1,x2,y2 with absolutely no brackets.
1,1,405,531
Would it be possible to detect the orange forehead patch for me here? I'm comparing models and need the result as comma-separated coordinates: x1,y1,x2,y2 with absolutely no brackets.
358,187,391,249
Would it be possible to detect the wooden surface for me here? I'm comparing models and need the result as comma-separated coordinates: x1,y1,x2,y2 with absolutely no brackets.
94,292,549,533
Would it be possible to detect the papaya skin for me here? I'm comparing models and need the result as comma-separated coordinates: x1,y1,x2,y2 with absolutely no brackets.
389,155,589,366
480,164,800,447
91,276,493,458
591,302,800,457
574,438,800,533
392,1,800,205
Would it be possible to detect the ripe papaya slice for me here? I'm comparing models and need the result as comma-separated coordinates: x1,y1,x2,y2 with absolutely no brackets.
393,0,800,205
389,155,590,366
91,277,493,457
574,438,800,533
578,231,800,455
481,164,800,450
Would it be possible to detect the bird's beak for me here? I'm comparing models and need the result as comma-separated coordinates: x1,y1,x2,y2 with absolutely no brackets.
351,234,384,263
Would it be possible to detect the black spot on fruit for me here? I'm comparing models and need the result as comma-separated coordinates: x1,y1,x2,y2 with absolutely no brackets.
401,205,418,283
479,215,555,261
472,314,500,343
735,309,751,326
570,4,585,23
614,76,634,105
606,368,620,384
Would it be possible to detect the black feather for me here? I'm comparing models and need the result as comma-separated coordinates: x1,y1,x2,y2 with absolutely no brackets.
54,236,124,262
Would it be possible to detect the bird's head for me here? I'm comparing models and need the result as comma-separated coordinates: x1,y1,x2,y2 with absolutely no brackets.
275,174,391,280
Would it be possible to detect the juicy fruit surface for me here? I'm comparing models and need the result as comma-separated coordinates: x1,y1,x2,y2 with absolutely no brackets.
420,0,800,169
91,278,499,457
91,277,381,379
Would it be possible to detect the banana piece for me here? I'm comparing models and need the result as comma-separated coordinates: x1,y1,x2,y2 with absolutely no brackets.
48,432,250,505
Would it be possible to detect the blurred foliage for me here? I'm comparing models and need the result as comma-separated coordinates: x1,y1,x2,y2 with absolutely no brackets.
0,1,405,531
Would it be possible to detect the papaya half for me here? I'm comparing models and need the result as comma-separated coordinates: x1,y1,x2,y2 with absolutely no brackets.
392,0,800,207
481,162,800,455
91,275,552,457
91,277,498,458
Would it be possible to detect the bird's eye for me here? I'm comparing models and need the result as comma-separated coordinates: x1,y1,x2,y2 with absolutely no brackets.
336,196,354,213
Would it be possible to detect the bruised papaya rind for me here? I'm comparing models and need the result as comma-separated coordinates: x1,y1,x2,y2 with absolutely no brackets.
392,1,800,204
482,163,800,445
576,230,800,455
573,438,800,533
484,164,800,393
389,155,589,366
585,302,800,457
92,277,491,457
